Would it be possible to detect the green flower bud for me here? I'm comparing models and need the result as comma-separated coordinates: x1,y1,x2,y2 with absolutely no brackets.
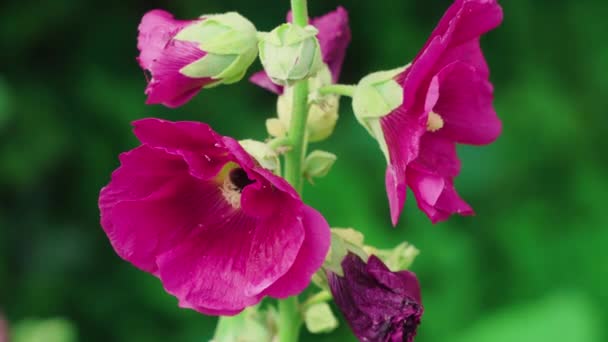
175,12,258,86
276,66,339,142
266,118,288,138
304,303,339,334
304,150,337,181
258,23,323,86
351,65,408,161
239,139,280,173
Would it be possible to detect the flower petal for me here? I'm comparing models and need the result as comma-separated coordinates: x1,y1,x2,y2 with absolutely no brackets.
133,118,228,179
156,207,305,315
381,78,439,225
263,205,330,298
433,62,501,145
137,9,194,70
310,6,351,82
99,147,215,273
249,71,284,94
412,135,461,178
144,40,215,108
408,168,473,223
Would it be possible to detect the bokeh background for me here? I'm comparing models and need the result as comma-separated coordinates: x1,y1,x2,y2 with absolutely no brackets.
1,0,607,341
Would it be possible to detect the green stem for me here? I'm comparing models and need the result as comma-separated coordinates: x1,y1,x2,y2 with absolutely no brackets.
278,1,309,342
318,84,356,97
278,296,302,342
283,80,309,192
290,0,309,26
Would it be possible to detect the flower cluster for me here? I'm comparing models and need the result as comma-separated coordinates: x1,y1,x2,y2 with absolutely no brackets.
98,0,503,340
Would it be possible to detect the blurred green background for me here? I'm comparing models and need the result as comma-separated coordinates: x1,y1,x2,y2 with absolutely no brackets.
1,0,607,341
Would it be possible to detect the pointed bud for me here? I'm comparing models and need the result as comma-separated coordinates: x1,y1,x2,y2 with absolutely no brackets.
239,139,280,172
258,23,323,86
304,302,339,334
304,150,337,180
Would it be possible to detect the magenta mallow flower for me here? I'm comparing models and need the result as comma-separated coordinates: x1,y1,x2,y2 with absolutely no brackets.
328,253,423,342
98,118,330,315
137,10,258,108
250,7,351,94
353,0,503,224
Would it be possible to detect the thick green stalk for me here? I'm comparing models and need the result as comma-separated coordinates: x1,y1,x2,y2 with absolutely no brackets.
283,80,309,192
278,1,309,341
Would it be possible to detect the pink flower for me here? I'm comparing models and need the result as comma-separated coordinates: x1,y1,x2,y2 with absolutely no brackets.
375,0,503,224
249,7,352,94
137,10,258,108
98,119,330,315
137,10,212,108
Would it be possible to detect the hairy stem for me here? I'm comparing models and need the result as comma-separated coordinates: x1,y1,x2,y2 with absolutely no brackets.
278,1,309,341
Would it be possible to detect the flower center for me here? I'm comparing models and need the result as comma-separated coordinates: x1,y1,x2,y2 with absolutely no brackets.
221,168,255,209
426,112,444,132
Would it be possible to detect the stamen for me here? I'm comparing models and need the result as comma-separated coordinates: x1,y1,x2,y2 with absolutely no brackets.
221,168,255,209
427,112,444,132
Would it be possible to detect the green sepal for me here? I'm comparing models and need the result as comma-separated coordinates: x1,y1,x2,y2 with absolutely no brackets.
352,66,407,120
303,150,337,181
304,303,339,334
175,12,257,55
175,12,258,85
323,228,369,277
364,241,420,272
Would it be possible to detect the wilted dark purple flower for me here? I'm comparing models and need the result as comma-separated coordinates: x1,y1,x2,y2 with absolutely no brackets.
328,253,423,342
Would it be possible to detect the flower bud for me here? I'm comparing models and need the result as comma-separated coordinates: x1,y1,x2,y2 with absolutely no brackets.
175,12,258,85
258,23,323,86
304,302,339,334
265,118,288,138
303,150,337,181
138,11,258,107
239,139,280,173
276,66,339,142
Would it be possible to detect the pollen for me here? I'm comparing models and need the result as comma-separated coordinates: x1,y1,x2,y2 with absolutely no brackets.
426,112,444,132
